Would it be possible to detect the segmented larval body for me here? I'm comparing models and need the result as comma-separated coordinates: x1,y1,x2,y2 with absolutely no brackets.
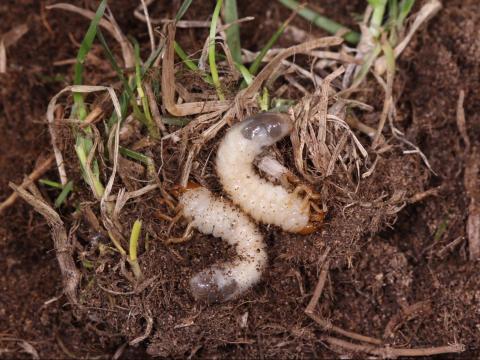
216,112,309,233
180,187,267,303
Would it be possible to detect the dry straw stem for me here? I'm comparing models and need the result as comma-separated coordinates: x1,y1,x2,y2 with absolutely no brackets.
291,70,367,183
0,23,29,73
9,183,81,305
372,44,394,149
457,90,480,260
144,82,167,135
383,301,431,339
129,311,153,346
241,36,342,99
324,336,464,358
140,0,155,53
241,48,358,67
47,3,134,68
0,337,39,360
456,90,470,150
305,256,382,346
0,155,54,215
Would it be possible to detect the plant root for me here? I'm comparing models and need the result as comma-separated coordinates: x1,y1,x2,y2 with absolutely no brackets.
324,336,464,358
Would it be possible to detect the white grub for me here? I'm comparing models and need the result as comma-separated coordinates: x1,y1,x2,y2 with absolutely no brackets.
216,112,309,233
179,187,267,303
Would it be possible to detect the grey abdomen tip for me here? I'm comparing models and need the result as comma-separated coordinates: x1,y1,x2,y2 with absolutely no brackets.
189,268,239,303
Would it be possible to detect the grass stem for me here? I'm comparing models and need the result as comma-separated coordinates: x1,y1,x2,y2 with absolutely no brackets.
209,0,225,100
128,219,143,279
277,0,360,44
224,0,242,64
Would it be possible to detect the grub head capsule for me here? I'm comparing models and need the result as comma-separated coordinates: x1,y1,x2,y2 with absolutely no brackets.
240,112,293,147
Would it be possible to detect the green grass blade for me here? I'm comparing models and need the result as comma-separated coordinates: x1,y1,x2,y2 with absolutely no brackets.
174,41,214,84
382,39,396,74
54,181,74,208
133,38,159,139
351,43,382,87
259,87,269,111
174,41,199,71
74,136,105,200
224,0,242,64
209,0,225,100
98,29,161,129
128,219,143,279
162,117,191,126
39,179,64,189
97,29,145,128
97,29,127,84
277,0,360,44
368,0,388,38
249,18,289,76
119,146,152,165
175,0,193,21
388,0,399,20
236,62,253,85
129,220,142,261
398,0,415,25
239,13,292,88
108,231,126,256
143,44,164,74
387,0,399,44
73,0,108,120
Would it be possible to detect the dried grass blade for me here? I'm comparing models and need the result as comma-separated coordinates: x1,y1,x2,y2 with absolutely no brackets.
0,155,55,215
372,41,395,148
0,40,5,73
47,3,134,68
10,184,81,305
0,24,29,73
243,36,343,98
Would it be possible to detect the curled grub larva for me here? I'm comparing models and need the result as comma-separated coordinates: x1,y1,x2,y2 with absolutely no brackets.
179,187,267,303
216,112,310,233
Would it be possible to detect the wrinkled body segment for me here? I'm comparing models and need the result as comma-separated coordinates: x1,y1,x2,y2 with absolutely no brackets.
216,113,309,233
180,187,267,303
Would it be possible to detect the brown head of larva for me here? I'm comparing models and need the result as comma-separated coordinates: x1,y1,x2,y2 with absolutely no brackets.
240,112,293,147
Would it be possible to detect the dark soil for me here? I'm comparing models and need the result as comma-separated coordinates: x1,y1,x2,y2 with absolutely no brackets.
1,0,479,358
